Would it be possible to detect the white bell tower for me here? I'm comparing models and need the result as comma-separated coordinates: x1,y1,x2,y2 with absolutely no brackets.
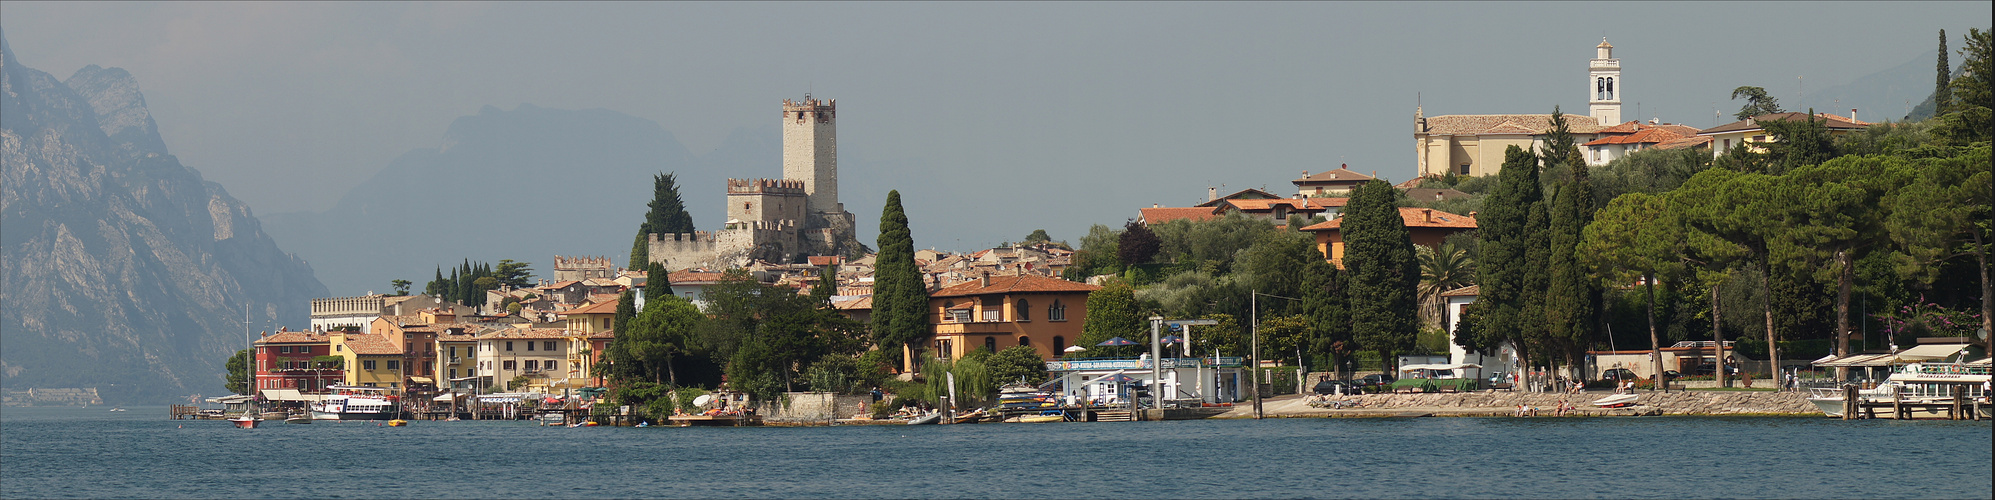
1588,38,1622,126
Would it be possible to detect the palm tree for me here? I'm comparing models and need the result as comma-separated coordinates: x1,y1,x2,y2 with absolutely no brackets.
1417,241,1476,325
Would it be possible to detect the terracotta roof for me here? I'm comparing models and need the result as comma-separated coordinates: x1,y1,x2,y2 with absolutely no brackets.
1141,206,1222,224
1653,124,1701,136
1420,114,1607,135
339,334,401,355
538,280,581,290
1582,127,1685,146
1652,136,1713,150
1193,188,1284,207
1596,121,1641,134
832,295,873,311
1223,198,1348,212
1294,168,1375,184
1301,207,1479,231
255,331,328,345
807,255,844,266
931,275,1101,298
1697,112,1871,135
478,328,570,340
1482,121,1543,135
561,300,620,316
1439,285,1480,297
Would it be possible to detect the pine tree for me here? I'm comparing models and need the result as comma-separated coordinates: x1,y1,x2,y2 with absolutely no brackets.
631,172,697,267
871,190,927,369
1341,180,1419,365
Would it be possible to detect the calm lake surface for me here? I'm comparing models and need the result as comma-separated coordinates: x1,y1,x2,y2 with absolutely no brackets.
2,406,1988,499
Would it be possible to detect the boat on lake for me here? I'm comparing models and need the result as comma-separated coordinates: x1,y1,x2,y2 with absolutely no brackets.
229,415,259,429
284,414,313,424
1807,361,1991,419
310,385,400,421
906,411,941,425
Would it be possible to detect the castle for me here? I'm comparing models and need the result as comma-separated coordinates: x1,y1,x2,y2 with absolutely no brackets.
648,96,864,271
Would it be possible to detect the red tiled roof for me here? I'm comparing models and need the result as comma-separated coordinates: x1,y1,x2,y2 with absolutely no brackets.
339,334,401,355
1596,121,1641,134
832,295,873,311
1697,112,1871,135
1652,136,1713,150
1141,207,1222,224
255,331,328,345
807,256,844,266
1439,285,1480,298
931,275,1101,298
538,280,581,290
1583,127,1685,146
477,328,570,340
1294,168,1375,184
1301,207,1479,231
561,300,620,316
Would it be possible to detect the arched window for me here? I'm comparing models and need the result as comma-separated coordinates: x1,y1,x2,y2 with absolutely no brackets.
984,336,997,353
1014,299,1031,321
1018,336,1031,346
1053,336,1066,353
1049,300,1067,321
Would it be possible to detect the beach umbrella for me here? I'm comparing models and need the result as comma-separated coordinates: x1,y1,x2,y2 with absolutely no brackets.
1063,345,1088,353
1160,335,1185,345
1097,337,1137,347
1097,373,1137,383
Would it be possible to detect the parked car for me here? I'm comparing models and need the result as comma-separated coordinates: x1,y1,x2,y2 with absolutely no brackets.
1357,373,1397,389
1600,368,1639,381
1486,371,1514,390
1312,379,1359,395
1690,364,1739,376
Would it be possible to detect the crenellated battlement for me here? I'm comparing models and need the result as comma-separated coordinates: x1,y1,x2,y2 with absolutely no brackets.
727,178,806,195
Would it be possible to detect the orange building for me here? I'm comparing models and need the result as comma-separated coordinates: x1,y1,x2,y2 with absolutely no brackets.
1301,207,1477,267
923,275,1100,364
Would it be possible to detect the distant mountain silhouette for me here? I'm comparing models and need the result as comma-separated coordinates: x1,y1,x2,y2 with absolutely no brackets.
2,32,328,404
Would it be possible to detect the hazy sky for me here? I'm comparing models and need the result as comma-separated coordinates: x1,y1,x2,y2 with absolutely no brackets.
4,2,1988,252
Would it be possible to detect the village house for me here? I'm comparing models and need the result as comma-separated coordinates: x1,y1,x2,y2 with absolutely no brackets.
308,293,467,333
920,274,1101,368
252,329,340,393
327,330,405,389
1579,121,1709,165
1301,207,1478,268
1292,165,1374,197
476,328,577,393
1696,111,1871,158
1416,40,1635,177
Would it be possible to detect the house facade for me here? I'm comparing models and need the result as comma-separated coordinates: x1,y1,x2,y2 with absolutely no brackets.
1301,207,1478,267
252,329,340,393
476,328,576,393
923,275,1101,366
327,331,406,389
1696,111,1871,158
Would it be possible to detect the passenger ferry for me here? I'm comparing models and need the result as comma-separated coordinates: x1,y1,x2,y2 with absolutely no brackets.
310,385,401,420
1807,361,1991,418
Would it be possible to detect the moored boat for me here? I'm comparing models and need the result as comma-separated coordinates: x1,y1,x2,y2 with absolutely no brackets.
284,414,313,424
230,416,259,428
310,385,400,420
1807,361,1990,419
1592,394,1639,408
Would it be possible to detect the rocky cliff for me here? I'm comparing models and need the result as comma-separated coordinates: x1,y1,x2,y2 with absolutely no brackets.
1,33,328,404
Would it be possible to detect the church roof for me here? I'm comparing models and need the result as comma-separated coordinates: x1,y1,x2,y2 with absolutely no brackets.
1419,114,1607,135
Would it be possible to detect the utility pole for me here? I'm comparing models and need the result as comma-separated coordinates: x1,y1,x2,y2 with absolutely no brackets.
1251,290,1262,419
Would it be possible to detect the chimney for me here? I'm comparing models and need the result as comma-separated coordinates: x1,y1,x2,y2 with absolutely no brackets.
1422,209,1434,223
1153,203,1160,208
980,272,990,288
1850,108,1858,122
1208,187,1218,202
1467,211,1478,218
1341,163,1348,170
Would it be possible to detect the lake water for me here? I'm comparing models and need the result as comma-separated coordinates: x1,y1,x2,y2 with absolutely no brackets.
1,406,1988,499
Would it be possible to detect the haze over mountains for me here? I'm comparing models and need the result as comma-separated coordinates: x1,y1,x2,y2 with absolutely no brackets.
1,32,327,404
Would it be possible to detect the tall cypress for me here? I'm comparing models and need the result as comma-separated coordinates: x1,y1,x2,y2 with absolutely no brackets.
1937,29,1952,114
631,172,697,268
643,263,673,307
1302,249,1351,373
1544,162,1597,369
1341,180,1419,365
871,190,927,370
1467,145,1547,387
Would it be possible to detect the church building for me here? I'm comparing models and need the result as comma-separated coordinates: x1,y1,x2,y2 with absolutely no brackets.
1413,39,1632,177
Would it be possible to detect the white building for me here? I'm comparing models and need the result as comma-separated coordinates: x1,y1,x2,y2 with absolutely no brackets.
1441,286,1519,383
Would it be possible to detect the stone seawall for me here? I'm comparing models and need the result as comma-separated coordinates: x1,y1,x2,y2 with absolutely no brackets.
1345,391,1817,415
1231,390,1821,418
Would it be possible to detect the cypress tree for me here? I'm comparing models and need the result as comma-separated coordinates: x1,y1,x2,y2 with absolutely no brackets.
631,172,697,267
643,263,673,307
1302,250,1350,373
1544,163,1597,369
871,190,927,369
1937,29,1952,114
1468,146,1547,387
1341,180,1419,365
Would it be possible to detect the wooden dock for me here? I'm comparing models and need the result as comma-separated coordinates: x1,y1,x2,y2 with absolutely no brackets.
1838,384,1985,420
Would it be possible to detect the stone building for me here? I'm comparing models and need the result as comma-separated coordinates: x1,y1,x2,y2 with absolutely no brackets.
648,96,864,271
551,256,616,282
1414,39,1623,177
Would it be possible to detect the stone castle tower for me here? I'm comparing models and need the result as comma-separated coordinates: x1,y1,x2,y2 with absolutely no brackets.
1588,38,1622,126
647,96,865,271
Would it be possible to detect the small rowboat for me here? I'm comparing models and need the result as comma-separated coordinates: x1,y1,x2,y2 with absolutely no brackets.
1592,394,1639,408
1018,414,1063,423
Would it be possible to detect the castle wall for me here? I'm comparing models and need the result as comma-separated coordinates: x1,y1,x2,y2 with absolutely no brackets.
552,255,616,281
726,178,806,225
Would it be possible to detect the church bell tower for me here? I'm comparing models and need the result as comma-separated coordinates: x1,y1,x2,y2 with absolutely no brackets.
1588,38,1622,125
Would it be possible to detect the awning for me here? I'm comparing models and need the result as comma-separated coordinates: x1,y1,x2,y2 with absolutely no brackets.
432,393,462,402
1816,353,1896,367
1890,343,1970,363
206,395,253,404
409,377,435,384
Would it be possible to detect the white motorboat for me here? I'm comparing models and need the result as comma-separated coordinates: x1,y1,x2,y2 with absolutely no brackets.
1592,394,1639,408
310,385,400,420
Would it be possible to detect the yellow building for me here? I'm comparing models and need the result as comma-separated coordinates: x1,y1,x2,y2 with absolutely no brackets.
327,331,406,390
1695,111,1871,158
1414,39,1627,177
557,300,620,386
